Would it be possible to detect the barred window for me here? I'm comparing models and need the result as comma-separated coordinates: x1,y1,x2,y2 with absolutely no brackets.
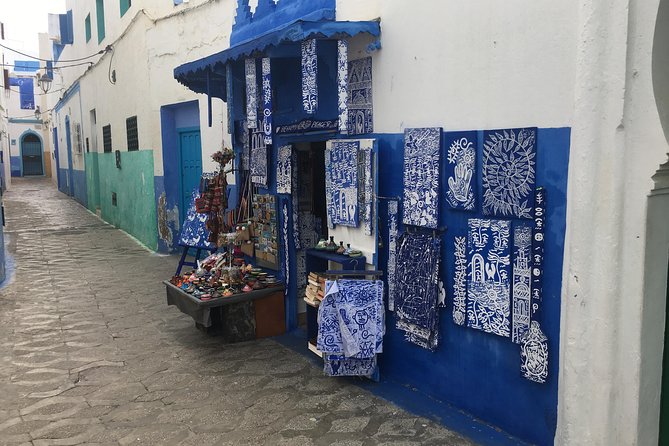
102,124,112,153
126,116,138,151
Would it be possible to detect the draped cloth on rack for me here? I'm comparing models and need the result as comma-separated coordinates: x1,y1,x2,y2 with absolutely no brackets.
317,279,385,377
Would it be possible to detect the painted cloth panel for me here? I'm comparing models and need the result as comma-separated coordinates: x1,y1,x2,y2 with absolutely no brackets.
359,147,374,236
466,219,511,338
301,39,318,114
261,58,273,145
245,59,258,128
452,236,467,326
291,154,301,250
282,202,290,290
179,189,216,250
325,141,359,227
325,355,377,377
511,224,532,343
239,120,250,170
394,232,441,350
226,63,234,135
482,127,537,218
531,187,546,318
276,145,292,194
347,57,373,135
520,321,548,383
446,132,477,211
402,127,442,228
250,126,267,186
337,40,349,134
387,200,399,312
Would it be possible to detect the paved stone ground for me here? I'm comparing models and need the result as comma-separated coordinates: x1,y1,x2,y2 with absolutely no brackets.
0,178,475,446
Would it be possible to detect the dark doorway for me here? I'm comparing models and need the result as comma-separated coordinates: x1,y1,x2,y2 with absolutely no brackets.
21,133,43,176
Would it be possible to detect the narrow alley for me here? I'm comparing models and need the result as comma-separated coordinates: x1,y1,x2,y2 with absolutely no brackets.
0,178,474,446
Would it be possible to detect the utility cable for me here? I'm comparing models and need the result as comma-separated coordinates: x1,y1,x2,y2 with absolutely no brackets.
0,61,94,70
0,42,108,63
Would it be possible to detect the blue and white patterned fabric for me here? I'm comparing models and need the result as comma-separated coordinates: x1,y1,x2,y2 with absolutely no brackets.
226,63,234,135
337,40,349,134
445,131,477,211
387,201,399,312
261,58,273,145
482,128,537,218
402,128,442,229
178,190,216,250
511,223,532,344
347,57,373,135
520,321,548,384
531,187,546,317
317,279,385,377
359,147,374,236
276,145,292,194
245,59,258,128
250,126,267,186
301,39,318,114
394,232,441,350
240,120,250,170
452,236,467,326
325,141,359,227
466,218,511,338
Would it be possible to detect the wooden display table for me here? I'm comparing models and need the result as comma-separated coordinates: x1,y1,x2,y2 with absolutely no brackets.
164,281,286,341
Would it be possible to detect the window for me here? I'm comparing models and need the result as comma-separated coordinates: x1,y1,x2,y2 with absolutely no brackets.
96,0,105,44
85,14,91,42
126,116,138,151
102,124,112,153
120,0,131,17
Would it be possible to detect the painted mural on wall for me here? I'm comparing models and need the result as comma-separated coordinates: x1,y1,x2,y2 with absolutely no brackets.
402,127,441,229
325,141,359,227
245,58,258,128
276,145,292,194
511,224,532,343
250,126,267,186
482,128,537,219
261,57,273,145
466,218,511,338
347,57,373,135
394,232,441,350
179,189,216,250
337,40,349,134
301,39,318,114
387,200,399,312
446,132,477,211
520,321,548,383
531,187,546,317
452,236,467,326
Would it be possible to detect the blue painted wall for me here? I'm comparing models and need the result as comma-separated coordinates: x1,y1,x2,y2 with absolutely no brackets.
72,169,88,208
58,168,70,195
10,156,21,177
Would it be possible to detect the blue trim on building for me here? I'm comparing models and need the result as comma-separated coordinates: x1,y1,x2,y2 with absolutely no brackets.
8,118,42,124
10,156,21,177
72,169,88,208
54,82,80,114
12,60,40,72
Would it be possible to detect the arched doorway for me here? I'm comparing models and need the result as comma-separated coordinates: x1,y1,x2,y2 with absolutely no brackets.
20,132,44,176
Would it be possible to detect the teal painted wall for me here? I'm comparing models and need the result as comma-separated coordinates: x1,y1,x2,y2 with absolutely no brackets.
85,152,101,213
96,150,157,250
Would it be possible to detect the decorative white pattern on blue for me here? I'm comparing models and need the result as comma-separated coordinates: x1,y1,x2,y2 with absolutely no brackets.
250,125,267,186
261,58,273,145
301,39,318,114
226,63,234,135
325,141,359,227
531,187,546,317
466,219,511,338
359,147,374,236
482,128,537,218
276,145,292,194
283,202,290,289
402,127,442,229
520,321,548,383
446,133,476,211
240,120,250,170
387,200,399,312
452,236,467,326
178,189,217,250
337,40,349,134
347,57,373,135
245,58,258,128
512,224,532,343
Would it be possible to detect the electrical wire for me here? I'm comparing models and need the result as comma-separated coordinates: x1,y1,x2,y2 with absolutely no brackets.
0,42,106,63
0,85,65,96
0,61,94,70
107,46,115,85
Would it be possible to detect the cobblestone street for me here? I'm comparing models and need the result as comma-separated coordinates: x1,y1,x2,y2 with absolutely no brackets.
0,179,475,446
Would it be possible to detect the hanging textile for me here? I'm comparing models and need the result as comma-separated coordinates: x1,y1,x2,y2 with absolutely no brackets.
452,236,467,326
482,128,537,218
226,63,234,135
282,202,290,289
291,154,300,250
347,57,373,135
531,187,546,317
394,232,441,350
9,77,35,110
261,58,273,145
387,201,399,312
179,189,217,250
520,321,549,383
317,279,385,377
511,224,532,343
301,39,318,114
359,146,374,236
250,126,267,186
402,127,442,229
445,131,477,211
245,58,258,128
325,141,359,227
276,145,292,194
466,218,511,338
337,40,349,134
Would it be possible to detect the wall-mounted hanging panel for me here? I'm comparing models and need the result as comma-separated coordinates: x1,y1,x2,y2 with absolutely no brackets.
276,145,292,194
337,40,349,134
250,125,267,186
387,200,399,312
402,127,442,228
452,235,467,326
446,132,477,211
466,218,511,338
512,224,532,343
482,127,537,218
325,140,359,227
261,58,273,145
359,146,374,236
531,187,546,317
301,39,318,114
245,58,258,128
520,321,548,384
347,57,373,135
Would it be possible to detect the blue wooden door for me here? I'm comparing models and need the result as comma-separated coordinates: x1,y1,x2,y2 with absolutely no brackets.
53,128,61,189
178,129,203,223
65,117,74,196
21,134,43,176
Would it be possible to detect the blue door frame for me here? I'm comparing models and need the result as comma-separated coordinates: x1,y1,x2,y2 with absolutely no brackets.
64,117,74,196
19,132,45,176
177,127,203,224
53,127,61,189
